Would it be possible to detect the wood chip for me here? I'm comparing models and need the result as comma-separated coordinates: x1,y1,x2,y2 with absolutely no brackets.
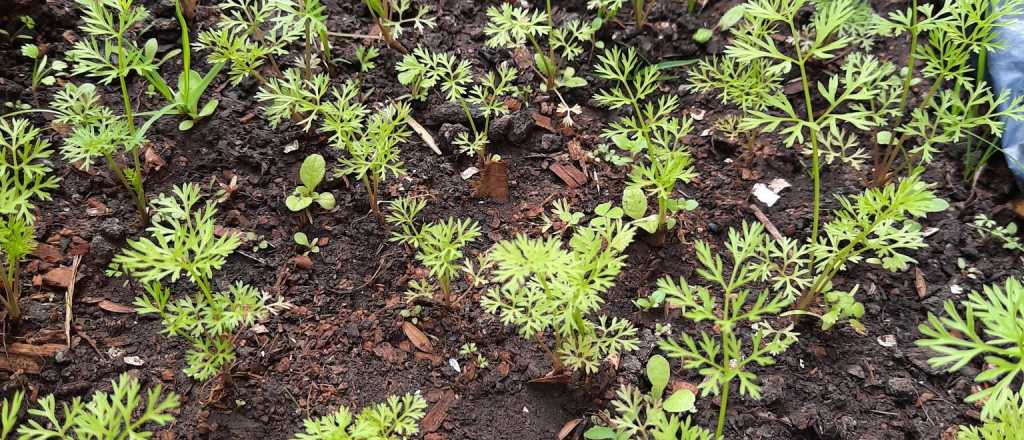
408,117,441,155
0,354,41,374
65,256,82,347
402,321,433,353
474,161,509,203
532,113,556,133
98,299,134,314
42,266,75,289
421,390,457,433
557,419,582,440
549,162,587,188
8,343,65,357
914,268,928,299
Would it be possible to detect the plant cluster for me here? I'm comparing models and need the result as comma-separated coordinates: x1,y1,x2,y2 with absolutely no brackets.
972,214,1023,252
484,2,594,92
0,118,60,322
293,392,427,440
584,355,708,439
363,0,436,55
481,206,639,374
0,373,179,439
594,47,698,242
112,184,283,380
397,50,520,165
388,196,481,306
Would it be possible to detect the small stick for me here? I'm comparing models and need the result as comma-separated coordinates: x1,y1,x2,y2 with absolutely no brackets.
64,256,83,348
747,204,784,243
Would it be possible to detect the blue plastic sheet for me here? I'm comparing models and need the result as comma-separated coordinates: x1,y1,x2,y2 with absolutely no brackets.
991,15,1024,183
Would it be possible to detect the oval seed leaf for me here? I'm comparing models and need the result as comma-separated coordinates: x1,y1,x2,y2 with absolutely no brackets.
622,186,647,220
317,192,336,210
285,194,312,212
718,4,747,30
299,154,326,190
647,354,670,400
583,426,617,439
663,389,696,413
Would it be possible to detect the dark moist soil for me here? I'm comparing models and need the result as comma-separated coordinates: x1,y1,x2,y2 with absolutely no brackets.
1,0,1021,439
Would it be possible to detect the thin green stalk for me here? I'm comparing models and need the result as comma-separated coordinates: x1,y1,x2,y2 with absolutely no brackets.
896,0,919,115
716,375,730,439
545,0,557,91
175,0,191,108
796,56,822,245
634,0,646,27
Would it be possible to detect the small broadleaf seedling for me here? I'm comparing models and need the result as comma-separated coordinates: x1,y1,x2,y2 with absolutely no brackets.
20,43,66,94
293,232,320,255
481,209,639,374
388,196,481,306
363,0,436,55
293,392,427,440
3,373,179,438
286,153,335,212
657,222,802,439
484,2,593,92
113,183,281,381
916,277,1024,419
584,355,710,439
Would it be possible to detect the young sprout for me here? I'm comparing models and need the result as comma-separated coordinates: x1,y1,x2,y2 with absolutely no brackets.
481,210,639,374
354,44,380,72
957,392,1024,440
363,0,436,54
594,47,698,243
278,0,331,79
196,0,304,85
6,374,179,438
657,223,801,439
337,102,413,226
459,343,490,369
0,216,35,323
584,355,707,439
113,183,280,381
19,43,66,94
484,2,593,92
293,392,427,439
293,232,320,255
285,154,335,213
51,82,150,222
388,196,481,306
972,214,1023,252
0,118,61,221
917,277,1024,419
397,50,520,166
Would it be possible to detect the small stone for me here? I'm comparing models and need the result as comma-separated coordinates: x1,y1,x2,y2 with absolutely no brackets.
535,134,563,153
906,347,945,375
619,355,642,375
124,356,145,366
846,364,866,379
886,376,916,400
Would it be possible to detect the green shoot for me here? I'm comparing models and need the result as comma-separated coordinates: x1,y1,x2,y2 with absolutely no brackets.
337,102,413,226
397,50,519,165
484,2,592,92
957,392,1024,440
363,0,436,55
278,0,331,78
916,277,1024,419
113,183,279,381
0,389,22,439
285,154,335,212
656,222,801,439
459,343,489,369
584,355,708,439
293,232,320,255
0,118,60,222
481,211,639,374
354,44,380,72
0,216,35,323
388,196,481,306
11,373,179,439
20,43,66,94
293,392,427,440
51,82,150,223
972,214,1023,252
594,47,698,242
196,0,303,85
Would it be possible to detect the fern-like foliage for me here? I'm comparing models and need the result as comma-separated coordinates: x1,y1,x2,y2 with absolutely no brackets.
956,392,1024,440
0,118,60,221
293,392,427,440
11,373,178,439
917,277,1024,419
482,212,639,374
113,184,275,380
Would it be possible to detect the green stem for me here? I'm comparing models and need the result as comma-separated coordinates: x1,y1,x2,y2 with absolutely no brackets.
896,0,919,116
716,379,730,439
634,0,646,27
797,61,821,246
175,0,191,109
